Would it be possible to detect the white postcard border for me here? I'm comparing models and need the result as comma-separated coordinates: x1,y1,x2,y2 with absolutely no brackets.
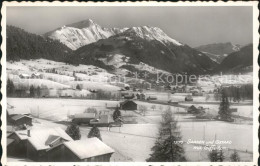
1,1,259,166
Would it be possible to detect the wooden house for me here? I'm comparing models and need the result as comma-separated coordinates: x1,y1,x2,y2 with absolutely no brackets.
7,127,73,161
9,114,33,126
120,100,137,111
31,73,42,79
19,74,30,79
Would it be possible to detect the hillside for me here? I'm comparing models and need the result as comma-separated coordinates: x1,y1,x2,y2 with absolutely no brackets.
7,25,73,61
215,44,253,73
195,42,241,63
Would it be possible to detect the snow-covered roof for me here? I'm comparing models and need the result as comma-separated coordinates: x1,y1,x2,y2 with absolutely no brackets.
19,73,30,77
11,114,33,121
74,113,96,119
32,73,41,76
64,138,114,159
13,127,73,150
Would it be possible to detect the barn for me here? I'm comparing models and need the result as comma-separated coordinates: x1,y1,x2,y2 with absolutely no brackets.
9,114,33,126
120,100,137,110
47,138,114,162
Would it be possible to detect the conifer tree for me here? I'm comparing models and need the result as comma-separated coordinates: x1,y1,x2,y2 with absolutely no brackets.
218,149,225,161
88,126,102,141
230,150,240,162
146,107,186,162
65,123,81,140
29,85,35,97
7,78,15,97
208,149,225,162
208,150,219,162
36,86,41,97
218,89,231,120
113,107,121,121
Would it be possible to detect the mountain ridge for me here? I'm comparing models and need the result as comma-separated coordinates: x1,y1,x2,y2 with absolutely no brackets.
195,42,241,63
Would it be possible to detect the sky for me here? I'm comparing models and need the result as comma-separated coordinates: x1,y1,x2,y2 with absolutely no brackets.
6,6,253,47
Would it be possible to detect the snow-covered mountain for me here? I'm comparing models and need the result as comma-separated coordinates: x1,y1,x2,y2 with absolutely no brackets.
9,20,218,75
44,19,128,50
72,25,217,74
122,26,183,46
44,19,183,50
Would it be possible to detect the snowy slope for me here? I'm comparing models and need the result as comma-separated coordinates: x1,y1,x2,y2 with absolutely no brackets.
124,26,182,46
45,19,128,50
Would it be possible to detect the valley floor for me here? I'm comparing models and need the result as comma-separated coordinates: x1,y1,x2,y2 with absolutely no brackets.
7,98,253,162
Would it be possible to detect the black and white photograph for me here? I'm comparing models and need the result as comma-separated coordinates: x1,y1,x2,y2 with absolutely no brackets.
1,1,259,165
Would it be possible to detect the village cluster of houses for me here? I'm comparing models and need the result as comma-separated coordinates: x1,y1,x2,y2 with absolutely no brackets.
6,100,139,162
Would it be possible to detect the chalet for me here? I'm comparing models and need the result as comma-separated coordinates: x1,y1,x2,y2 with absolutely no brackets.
185,95,193,101
31,73,42,79
187,105,205,114
47,138,114,162
191,89,203,96
120,100,137,111
168,99,179,104
71,113,96,125
7,127,73,161
19,73,30,79
9,114,33,127
90,115,114,127
147,96,157,101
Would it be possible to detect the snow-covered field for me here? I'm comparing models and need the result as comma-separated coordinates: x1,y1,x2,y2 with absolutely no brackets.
7,98,253,161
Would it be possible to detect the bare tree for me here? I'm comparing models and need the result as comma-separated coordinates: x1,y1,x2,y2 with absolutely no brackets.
139,105,148,116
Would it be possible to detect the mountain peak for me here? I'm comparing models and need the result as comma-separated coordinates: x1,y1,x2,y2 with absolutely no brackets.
66,19,96,29
124,26,182,46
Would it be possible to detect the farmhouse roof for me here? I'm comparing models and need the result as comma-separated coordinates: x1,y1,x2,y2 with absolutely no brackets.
32,73,41,76
19,73,30,77
120,100,136,105
63,138,115,159
11,114,33,121
13,127,73,150
45,135,61,146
